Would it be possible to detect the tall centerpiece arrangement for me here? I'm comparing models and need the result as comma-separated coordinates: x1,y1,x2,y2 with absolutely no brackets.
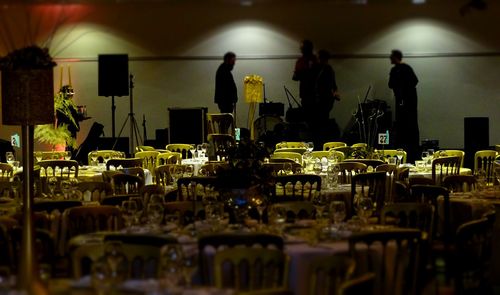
215,139,273,224
0,45,56,294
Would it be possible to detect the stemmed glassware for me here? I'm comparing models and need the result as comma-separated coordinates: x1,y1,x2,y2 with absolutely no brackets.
313,160,323,175
64,151,72,160
189,144,197,159
103,241,128,286
182,248,198,287
147,202,164,229
306,142,314,152
356,195,374,225
330,201,346,226
90,152,99,166
171,166,183,187
396,149,404,165
5,152,14,165
185,165,194,177
60,180,71,199
160,244,184,288
121,200,138,229
47,177,58,198
35,151,43,163
312,192,328,221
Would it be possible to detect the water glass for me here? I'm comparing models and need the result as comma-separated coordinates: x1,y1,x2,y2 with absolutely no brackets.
64,151,72,160
356,196,374,224
306,142,314,152
330,201,346,225
189,144,197,159
121,200,138,228
5,152,14,165
35,151,43,163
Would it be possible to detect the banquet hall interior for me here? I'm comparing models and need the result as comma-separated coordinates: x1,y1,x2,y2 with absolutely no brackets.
0,0,499,294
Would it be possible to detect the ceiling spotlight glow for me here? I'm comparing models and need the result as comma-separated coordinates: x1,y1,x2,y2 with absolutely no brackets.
412,0,426,4
240,0,253,6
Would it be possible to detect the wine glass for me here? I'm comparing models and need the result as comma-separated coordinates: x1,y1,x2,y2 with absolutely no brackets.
64,151,72,160
35,151,43,163
60,180,71,199
396,149,404,165
91,258,112,295
185,165,194,177
356,196,374,225
5,152,14,165
189,144,197,159
313,160,323,175
196,144,203,158
251,195,267,225
47,177,58,198
283,163,293,175
90,152,99,166
330,201,346,225
268,205,287,233
312,192,327,221
201,143,209,157
160,244,184,288
147,202,164,228
306,142,314,152
121,200,138,229
103,241,128,286
421,151,429,167
182,248,198,287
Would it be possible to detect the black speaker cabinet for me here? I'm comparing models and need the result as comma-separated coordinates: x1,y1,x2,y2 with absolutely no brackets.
464,117,489,168
98,54,129,97
168,108,208,144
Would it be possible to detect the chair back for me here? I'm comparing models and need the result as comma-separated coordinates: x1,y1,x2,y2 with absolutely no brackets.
344,159,384,171
207,113,235,135
198,233,284,285
111,174,144,195
262,162,302,176
351,172,386,216
348,229,421,295
88,150,124,164
431,156,461,185
272,174,321,201
474,150,498,184
270,152,302,165
135,145,156,152
106,158,143,170
275,141,307,150
120,167,145,181
435,150,465,167
177,176,218,201
165,144,194,159
375,164,398,203
8,227,55,273
442,175,477,192
274,147,307,155
33,200,82,214
270,201,315,222
333,146,352,158
156,164,184,188
454,217,494,294
38,160,79,178
71,234,177,279
156,152,182,165
409,185,450,242
308,255,355,295
65,205,123,239
323,141,348,151
77,181,113,202
351,143,368,148
0,163,13,180
381,202,434,239
214,248,289,291
337,162,367,184
134,151,160,173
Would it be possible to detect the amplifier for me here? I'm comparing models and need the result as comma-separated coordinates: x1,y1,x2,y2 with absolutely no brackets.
259,102,284,117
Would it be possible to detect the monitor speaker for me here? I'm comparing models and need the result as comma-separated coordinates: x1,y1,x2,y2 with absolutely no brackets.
98,54,129,97
168,108,208,144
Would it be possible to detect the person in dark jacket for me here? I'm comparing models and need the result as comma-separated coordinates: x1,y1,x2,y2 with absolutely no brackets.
214,52,238,113
388,49,420,162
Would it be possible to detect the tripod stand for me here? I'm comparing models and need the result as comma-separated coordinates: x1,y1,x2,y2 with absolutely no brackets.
113,74,142,154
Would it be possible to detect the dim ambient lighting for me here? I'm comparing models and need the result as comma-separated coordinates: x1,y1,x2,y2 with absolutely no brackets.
412,0,426,4
240,0,253,6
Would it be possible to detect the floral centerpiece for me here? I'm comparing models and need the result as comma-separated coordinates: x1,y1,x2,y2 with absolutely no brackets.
214,139,273,224
0,46,56,126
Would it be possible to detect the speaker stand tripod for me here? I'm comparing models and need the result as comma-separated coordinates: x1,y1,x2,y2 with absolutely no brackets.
113,74,142,154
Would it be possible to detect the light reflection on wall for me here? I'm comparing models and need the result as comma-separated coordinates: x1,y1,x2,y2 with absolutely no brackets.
183,21,298,56
357,19,490,54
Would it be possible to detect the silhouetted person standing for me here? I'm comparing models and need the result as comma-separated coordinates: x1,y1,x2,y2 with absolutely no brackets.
293,40,317,122
214,52,237,113
388,49,420,161
314,50,340,122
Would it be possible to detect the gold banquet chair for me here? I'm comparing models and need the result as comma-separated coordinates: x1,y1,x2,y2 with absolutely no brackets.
270,152,302,165
435,150,465,167
431,156,461,186
308,255,356,295
134,151,160,176
156,152,182,165
207,113,235,136
323,141,348,151
275,141,307,150
88,150,124,165
474,150,498,184
166,143,195,159
214,248,290,291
